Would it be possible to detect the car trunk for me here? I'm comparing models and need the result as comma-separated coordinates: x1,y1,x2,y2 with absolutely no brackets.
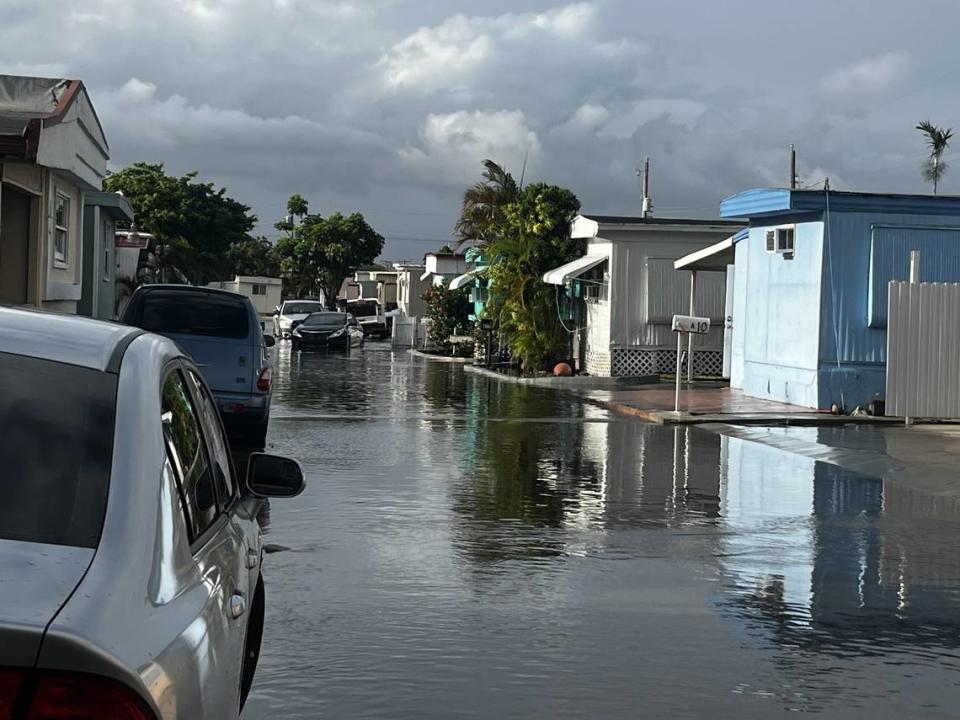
0,540,95,666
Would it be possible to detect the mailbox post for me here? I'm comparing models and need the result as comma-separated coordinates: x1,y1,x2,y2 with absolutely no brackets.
671,315,710,412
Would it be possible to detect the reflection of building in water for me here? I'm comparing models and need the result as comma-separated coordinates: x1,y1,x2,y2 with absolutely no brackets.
598,424,722,528
718,432,960,648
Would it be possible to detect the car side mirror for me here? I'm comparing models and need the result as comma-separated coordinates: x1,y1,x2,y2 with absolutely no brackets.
264,335,276,348
273,308,280,316
246,453,305,498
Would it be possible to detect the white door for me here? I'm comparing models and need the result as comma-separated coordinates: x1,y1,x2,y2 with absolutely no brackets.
722,265,735,379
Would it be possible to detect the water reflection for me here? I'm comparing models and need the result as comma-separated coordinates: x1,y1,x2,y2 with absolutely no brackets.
248,349,960,719
720,435,960,657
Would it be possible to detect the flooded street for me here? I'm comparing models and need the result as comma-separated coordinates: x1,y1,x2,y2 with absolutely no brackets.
243,346,960,719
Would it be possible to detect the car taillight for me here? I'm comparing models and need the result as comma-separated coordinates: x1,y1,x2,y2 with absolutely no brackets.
0,669,23,720
0,669,155,720
256,367,272,392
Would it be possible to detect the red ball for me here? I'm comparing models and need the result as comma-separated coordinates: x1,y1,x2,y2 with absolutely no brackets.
553,362,573,377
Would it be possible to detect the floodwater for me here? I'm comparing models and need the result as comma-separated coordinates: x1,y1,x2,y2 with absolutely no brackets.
243,345,960,719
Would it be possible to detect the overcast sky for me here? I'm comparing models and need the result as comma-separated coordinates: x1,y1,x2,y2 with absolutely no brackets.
3,0,958,260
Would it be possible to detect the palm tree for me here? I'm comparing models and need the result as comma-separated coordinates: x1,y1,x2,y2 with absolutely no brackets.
917,120,954,195
453,160,520,249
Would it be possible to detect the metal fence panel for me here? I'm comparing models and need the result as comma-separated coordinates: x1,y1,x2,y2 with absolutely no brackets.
887,281,960,418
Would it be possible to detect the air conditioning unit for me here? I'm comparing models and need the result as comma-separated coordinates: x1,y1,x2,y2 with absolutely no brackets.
766,226,795,255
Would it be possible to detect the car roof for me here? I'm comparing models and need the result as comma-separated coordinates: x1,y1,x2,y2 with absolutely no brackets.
0,306,144,372
137,283,249,301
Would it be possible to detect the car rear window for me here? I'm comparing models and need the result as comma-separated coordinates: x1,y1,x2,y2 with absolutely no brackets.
303,312,347,328
141,291,250,339
0,353,116,548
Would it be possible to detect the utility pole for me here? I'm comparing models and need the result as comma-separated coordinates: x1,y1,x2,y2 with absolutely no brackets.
790,145,797,189
640,157,652,218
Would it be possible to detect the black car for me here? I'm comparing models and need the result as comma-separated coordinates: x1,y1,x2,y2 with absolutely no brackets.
291,312,365,351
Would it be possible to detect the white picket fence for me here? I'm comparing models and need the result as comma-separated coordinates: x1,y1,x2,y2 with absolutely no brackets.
886,280,960,419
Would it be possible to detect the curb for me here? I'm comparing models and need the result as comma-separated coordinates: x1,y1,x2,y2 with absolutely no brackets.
464,364,659,388
408,349,475,364
591,397,905,426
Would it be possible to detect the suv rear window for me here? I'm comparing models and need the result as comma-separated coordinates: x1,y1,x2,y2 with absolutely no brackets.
140,291,250,339
0,353,116,548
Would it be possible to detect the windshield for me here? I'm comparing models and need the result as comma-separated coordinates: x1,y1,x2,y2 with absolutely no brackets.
349,301,379,318
283,302,324,315
141,291,250,339
303,312,347,328
0,353,116,548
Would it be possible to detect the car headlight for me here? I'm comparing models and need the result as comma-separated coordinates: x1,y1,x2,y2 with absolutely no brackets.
292,328,302,337
279,318,292,329
330,327,346,338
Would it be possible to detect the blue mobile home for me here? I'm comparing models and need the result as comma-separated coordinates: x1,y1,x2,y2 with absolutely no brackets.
721,189,960,410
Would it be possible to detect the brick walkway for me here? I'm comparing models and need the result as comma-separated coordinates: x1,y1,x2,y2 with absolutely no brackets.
580,382,897,425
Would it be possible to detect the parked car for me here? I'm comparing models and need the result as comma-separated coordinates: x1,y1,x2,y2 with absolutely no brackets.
0,306,305,719
273,299,325,339
121,285,275,446
344,298,388,339
291,312,365,351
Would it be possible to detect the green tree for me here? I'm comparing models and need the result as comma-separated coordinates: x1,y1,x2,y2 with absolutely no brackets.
274,193,310,236
104,162,256,284
226,236,279,277
486,183,582,373
274,210,384,306
423,283,473,353
917,120,954,194
454,159,520,249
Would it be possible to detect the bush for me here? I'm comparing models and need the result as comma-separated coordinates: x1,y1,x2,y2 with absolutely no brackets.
423,284,472,354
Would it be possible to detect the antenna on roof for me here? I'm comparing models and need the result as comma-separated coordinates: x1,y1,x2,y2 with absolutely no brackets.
789,144,798,189
636,157,653,218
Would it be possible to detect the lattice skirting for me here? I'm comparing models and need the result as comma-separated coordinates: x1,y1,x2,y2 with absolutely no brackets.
585,350,611,376
609,348,724,377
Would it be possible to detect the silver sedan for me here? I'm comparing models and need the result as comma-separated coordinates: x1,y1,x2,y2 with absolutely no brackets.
0,307,304,719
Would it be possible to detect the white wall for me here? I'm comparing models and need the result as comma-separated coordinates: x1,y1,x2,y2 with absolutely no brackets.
606,229,731,350
43,171,83,312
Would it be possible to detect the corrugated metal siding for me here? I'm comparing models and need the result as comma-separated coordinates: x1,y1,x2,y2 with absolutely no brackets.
607,232,729,349
868,226,960,327
887,281,960,418
645,259,725,324
820,212,960,364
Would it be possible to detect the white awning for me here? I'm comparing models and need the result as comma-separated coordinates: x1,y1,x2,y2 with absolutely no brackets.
449,269,481,290
542,253,609,285
673,229,747,271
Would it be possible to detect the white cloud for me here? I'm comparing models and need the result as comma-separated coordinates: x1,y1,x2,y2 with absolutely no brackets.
820,51,910,98
379,3,607,91
381,16,496,90
400,110,541,182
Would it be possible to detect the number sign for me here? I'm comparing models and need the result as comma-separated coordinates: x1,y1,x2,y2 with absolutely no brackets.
672,315,710,334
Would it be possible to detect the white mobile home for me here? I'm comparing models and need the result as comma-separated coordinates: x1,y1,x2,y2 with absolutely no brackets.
209,275,282,319
543,214,744,377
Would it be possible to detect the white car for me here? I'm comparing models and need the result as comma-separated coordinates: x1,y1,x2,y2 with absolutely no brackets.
0,306,305,719
272,299,325,339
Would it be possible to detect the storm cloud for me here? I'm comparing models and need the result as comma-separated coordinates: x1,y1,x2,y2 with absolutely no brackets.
2,0,956,259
